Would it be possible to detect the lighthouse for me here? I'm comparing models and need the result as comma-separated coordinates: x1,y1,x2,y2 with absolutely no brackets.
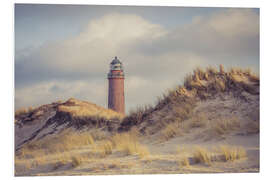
107,56,125,114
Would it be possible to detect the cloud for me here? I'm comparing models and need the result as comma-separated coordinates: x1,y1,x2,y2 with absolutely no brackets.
135,9,259,58
206,9,259,38
15,80,107,109
15,9,259,111
15,13,166,85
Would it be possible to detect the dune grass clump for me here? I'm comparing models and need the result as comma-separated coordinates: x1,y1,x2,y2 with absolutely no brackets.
16,130,97,172
15,106,35,117
58,98,123,120
188,112,208,129
119,105,154,131
90,129,108,141
192,146,213,165
71,155,83,167
190,145,247,166
161,122,182,140
179,156,190,167
219,145,247,162
87,129,149,158
212,117,240,135
18,129,95,156
183,66,259,96
16,128,149,173
99,140,114,157
57,98,123,130
110,131,150,158
53,152,71,169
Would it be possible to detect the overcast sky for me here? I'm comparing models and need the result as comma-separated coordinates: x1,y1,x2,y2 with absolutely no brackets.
15,4,259,112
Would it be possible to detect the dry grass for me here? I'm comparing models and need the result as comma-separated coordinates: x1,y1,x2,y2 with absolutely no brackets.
219,145,247,162
192,146,213,165
161,122,182,140
188,112,208,129
59,98,123,119
27,129,94,153
15,106,35,117
179,157,190,167
71,155,83,167
15,129,150,175
160,112,208,140
245,110,259,134
90,129,108,141
190,145,247,166
172,103,194,120
91,160,135,172
53,152,71,169
245,120,259,134
16,129,96,166
57,152,72,162
119,105,154,132
212,117,240,135
16,129,149,173
99,140,114,157
15,153,50,172
182,66,259,96
16,149,90,173
110,131,150,158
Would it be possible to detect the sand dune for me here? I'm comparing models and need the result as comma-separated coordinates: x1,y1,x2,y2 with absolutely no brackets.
15,66,259,175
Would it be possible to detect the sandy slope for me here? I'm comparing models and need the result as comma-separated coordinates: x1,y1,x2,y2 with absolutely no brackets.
15,134,259,176
15,93,259,175
15,98,123,150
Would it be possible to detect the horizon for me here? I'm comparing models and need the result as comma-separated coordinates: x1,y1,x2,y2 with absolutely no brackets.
15,4,259,112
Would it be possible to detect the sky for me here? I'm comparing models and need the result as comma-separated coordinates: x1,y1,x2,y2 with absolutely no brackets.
15,4,259,113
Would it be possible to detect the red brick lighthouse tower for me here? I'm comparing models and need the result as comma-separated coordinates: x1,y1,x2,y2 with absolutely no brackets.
107,56,125,114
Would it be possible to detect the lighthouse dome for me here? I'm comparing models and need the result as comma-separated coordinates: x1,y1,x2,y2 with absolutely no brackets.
111,56,122,65
110,56,123,71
